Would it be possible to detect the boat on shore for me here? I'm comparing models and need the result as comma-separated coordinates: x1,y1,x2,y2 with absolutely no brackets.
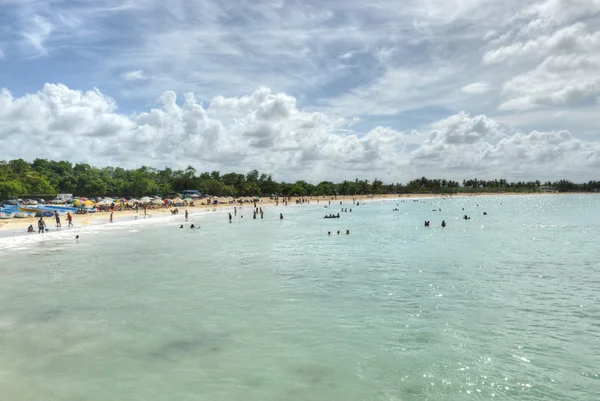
0,209,13,219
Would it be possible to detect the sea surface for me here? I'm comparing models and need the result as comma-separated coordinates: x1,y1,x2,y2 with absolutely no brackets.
0,195,598,400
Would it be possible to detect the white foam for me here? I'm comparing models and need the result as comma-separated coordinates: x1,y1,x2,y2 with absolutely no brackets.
0,208,223,253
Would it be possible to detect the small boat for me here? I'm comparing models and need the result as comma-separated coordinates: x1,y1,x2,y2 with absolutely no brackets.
0,210,14,219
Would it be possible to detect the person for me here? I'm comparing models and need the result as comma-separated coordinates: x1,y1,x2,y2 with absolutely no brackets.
253,212,256,219
27,224,34,233
234,207,237,216
185,210,189,221
229,213,232,223
337,230,340,235
260,211,263,219
424,221,430,227
280,213,283,220
54,211,61,228
336,213,340,218
190,224,196,229
180,224,184,228
67,212,73,227
328,231,331,236
75,235,79,240
37,217,46,234
441,220,446,228
346,230,350,235
110,211,113,223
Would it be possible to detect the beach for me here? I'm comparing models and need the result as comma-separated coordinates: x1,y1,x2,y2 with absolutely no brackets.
1,192,566,233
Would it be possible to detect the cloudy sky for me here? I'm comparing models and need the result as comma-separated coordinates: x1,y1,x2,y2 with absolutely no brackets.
1,0,600,182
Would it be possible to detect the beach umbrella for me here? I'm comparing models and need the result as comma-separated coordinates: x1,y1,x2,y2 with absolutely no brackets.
190,194,200,198
172,198,183,204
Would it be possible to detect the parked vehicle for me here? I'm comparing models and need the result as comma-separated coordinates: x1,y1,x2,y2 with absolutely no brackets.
51,194,74,204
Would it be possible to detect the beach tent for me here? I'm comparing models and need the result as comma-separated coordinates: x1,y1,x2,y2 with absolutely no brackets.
151,199,163,205
172,198,184,205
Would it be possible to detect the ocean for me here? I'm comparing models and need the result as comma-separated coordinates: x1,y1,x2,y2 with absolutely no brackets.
0,195,598,400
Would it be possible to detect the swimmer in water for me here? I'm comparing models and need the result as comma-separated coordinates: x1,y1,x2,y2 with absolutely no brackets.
75,235,79,240
190,224,195,229
441,220,446,228
229,213,232,222
280,213,283,220
328,231,331,236
346,230,350,235
180,224,183,228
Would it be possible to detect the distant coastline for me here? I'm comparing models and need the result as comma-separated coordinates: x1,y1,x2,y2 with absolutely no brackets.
1,159,599,201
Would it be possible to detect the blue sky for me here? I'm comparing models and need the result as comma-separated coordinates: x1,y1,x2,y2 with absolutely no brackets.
1,0,600,182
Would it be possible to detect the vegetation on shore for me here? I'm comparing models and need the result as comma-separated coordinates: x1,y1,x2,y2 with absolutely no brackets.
1,158,598,198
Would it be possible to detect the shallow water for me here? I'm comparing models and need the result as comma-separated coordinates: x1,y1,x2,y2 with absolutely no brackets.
0,195,599,400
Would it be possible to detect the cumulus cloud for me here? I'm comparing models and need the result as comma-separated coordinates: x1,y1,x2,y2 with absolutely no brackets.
120,70,147,81
0,84,599,182
0,84,410,181
411,112,600,180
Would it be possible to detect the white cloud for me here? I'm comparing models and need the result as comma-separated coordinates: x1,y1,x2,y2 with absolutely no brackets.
461,82,490,94
2,0,600,179
20,14,53,58
0,84,599,182
120,70,147,81
411,112,600,180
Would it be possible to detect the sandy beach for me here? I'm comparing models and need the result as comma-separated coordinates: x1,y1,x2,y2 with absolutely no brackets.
0,192,573,233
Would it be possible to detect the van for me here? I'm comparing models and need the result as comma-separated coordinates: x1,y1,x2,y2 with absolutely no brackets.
52,194,74,204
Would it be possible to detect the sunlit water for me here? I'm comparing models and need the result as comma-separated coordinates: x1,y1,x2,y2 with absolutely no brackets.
0,195,599,400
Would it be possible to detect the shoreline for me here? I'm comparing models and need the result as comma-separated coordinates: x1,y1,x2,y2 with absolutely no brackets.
0,192,591,234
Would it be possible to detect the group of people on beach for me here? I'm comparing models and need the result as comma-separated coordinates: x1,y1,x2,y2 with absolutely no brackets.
28,211,73,233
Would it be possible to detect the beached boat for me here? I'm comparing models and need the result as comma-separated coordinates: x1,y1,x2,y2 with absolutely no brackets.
0,210,14,219
18,205,78,217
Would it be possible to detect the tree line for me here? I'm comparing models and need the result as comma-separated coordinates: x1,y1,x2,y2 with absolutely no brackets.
0,159,599,198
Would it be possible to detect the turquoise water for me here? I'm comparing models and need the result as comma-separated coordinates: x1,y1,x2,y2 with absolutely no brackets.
0,195,598,400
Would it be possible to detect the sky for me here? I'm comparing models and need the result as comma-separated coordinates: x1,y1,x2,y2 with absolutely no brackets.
1,0,600,183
